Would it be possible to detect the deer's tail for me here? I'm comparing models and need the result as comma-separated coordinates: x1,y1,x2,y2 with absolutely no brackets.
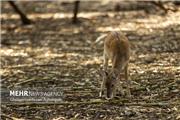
91,34,107,48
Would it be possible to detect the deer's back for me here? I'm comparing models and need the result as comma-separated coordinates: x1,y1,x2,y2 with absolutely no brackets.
104,31,130,64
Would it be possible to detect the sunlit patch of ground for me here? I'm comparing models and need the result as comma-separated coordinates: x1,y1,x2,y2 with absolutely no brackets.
1,1,180,120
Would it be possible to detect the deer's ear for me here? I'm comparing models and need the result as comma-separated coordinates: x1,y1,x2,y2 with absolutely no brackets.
113,69,120,77
112,72,116,79
98,68,109,79
104,70,108,76
98,68,105,77
104,71,109,80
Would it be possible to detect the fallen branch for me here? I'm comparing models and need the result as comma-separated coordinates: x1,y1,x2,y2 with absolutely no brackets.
2,63,73,69
4,100,179,107
151,1,178,13
12,78,36,87
1,114,23,120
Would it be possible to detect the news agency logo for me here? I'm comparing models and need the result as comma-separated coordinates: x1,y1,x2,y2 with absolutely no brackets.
10,90,30,96
1,88,64,103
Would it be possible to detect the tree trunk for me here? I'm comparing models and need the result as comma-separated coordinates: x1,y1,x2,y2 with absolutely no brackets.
8,1,32,25
72,1,80,24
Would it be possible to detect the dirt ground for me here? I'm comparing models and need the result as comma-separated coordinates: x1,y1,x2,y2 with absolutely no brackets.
1,1,180,120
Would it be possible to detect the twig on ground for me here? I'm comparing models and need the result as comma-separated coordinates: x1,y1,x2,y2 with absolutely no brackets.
4,100,179,107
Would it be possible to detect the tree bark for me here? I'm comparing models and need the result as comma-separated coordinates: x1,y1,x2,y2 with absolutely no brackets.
8,1,32,25
72,1,80,24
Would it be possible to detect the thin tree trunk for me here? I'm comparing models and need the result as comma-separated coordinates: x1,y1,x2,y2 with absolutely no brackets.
72,1,80,24
8,1,32,25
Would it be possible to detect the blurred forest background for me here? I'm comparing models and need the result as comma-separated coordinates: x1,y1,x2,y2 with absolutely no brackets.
1,0,180,120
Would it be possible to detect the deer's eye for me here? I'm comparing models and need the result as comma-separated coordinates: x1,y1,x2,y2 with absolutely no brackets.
111,84,114,87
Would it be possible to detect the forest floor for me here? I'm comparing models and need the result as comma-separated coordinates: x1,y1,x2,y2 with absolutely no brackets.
1,1,180,120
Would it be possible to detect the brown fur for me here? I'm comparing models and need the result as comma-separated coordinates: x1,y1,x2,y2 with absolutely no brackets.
99,31,131,99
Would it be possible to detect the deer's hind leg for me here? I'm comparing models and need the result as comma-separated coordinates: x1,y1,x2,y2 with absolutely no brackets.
125,63,131,97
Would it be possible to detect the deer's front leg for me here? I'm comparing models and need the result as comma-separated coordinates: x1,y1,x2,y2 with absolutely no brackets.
125,63,131,98
99,53,108,97
103,52,108,71
99,79,105,97
117,75,125,96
